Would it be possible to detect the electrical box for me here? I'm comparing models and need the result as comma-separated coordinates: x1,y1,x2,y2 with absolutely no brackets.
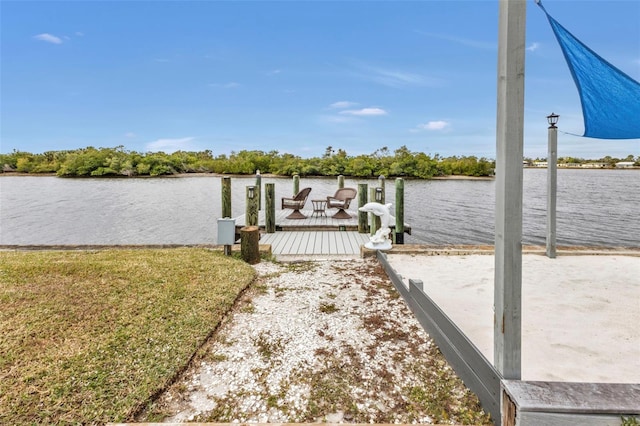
217,218,236,245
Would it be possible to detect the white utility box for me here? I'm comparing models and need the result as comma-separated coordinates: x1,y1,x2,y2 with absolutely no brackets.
217,218,236,245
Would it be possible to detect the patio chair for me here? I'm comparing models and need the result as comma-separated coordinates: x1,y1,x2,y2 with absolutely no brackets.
326,187,357,219
281,187,312,219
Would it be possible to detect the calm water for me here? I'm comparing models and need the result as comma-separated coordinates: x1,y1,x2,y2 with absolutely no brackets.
1,169,638,247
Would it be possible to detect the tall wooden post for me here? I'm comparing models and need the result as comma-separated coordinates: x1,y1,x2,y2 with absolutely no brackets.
222,176,232,218
378,175,385,202
358,183,368,233
293,174,300,195
256,170,262,211
546,122,558,258
395,178,405,244
337,175,345,189
265,183,275,233
246,186,259,227
495,0,526,380
369,187,380,236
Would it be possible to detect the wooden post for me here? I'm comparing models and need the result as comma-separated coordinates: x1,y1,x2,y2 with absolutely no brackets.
265,183,275,233
256,170,262,211
222,176,232,218
375,187,383,231
246,186,259,227
495,0,526,381
337,175,345,189
369,187,380,236
358,183,368,233
293,174,300,195
240,225,260,264
395,178,405,244
378,175,385,202
546,124,558,258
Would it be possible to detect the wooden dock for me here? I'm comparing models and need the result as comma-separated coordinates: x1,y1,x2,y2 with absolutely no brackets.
234,209,411,233
233,208,410,256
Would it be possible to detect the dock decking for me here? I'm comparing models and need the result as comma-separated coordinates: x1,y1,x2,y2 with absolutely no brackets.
233,208,410,256
260,231,370,256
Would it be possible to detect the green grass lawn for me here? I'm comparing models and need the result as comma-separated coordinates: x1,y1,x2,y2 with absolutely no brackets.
0,248,255,424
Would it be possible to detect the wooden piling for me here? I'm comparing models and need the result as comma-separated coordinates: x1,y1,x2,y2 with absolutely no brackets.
378,175,385,202
395,178,405,244
256,170,262,211
358,183,368,233
246,186,259,226
240,225,260,264
337,175,345,189
265,183,275,233
293,174,300,195
369,187,380,236
222,176,232,218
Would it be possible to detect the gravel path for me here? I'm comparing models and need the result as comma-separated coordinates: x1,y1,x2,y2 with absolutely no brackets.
143,258,490,424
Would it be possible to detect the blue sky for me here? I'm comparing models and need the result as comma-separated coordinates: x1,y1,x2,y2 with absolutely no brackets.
2,0,639,159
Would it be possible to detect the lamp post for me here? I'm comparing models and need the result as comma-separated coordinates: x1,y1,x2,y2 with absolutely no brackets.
546,113,559,259
375,187,383,202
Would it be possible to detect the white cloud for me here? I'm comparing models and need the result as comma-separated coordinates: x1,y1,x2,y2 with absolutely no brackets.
416,31,495,50
527,42,541,52
266,69,282,76
321,115,355,124
209,82,241,89
145,137,196,153
75,32,84,37
33,33,63,44
340,107,388,116
416,120,450,131
329,101,358,109
351,62,442,88
124,132,136,138
369,68,427,88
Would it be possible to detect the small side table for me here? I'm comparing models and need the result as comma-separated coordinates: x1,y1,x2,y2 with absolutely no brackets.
311,199,327,217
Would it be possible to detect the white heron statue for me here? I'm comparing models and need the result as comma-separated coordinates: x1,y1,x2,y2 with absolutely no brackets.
358,202,393,250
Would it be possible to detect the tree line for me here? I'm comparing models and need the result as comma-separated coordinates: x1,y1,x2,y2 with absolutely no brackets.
526,154,639,167
0,145,495,178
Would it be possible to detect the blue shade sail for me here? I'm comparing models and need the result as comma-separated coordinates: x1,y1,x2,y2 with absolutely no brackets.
537,0,640,139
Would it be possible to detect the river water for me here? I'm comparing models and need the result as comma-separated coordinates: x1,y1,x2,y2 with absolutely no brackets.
1,169,638,247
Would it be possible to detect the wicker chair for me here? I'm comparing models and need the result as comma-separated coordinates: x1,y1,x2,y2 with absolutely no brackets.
326,187,357,219
281,187,312,219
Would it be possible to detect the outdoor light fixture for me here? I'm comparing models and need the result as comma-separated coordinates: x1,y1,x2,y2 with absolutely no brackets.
547,112,559,128
248,186,255,199
375,187,383,202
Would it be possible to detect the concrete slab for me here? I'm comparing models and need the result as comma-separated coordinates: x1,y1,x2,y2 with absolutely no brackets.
386,252,640,383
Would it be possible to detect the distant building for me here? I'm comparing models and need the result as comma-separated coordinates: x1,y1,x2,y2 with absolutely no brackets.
581,163,608,168
615,161,636,168
558,163,582,168
533,161,548,168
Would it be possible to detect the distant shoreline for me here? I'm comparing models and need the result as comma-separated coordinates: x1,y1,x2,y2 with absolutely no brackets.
523,166,639,170
0,171,496,180
2,168,638,180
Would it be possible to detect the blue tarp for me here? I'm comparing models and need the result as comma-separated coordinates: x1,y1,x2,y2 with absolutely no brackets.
537,0,640,139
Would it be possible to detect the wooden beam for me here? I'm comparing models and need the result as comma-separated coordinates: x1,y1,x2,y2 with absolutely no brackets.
494,0,526,380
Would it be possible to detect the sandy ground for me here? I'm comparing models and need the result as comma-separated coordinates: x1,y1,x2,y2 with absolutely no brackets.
140,258,491,424
385,253,640,383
